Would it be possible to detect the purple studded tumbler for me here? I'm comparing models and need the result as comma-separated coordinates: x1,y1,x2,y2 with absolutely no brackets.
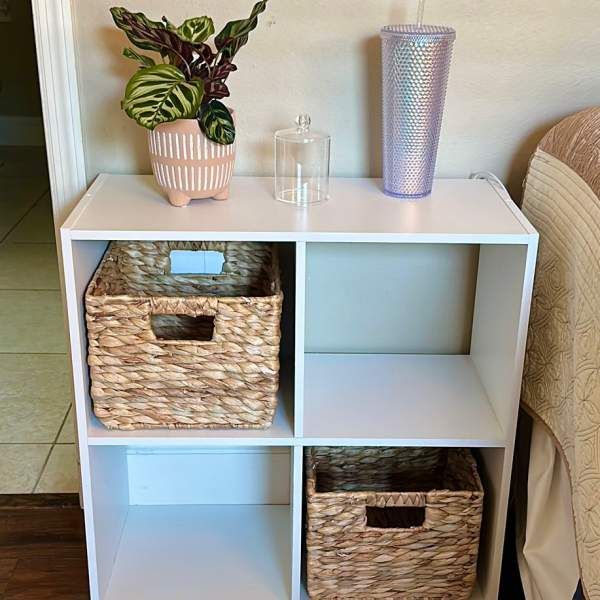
381,25,455,198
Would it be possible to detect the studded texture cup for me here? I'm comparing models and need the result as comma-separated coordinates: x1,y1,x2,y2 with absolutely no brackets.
381,25,456,199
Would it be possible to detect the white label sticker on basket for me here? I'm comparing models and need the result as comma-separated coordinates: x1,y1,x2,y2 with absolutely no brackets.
170,250,225,275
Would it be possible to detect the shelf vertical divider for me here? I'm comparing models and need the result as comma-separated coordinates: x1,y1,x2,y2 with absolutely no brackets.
294,241,306,437
290,445,304,600
292,241,307,600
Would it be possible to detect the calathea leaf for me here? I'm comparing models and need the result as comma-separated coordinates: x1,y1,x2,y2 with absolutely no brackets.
199,101,235,145
122,64,204,130
111,7,166,53
175,17,215,44
189,44,218,81
196,43,216,64
214,0,268,60
211,60,237,80
199,61,236,102
204,81,230,100
161,16,178,31
123,47,156,68
110,7,196,75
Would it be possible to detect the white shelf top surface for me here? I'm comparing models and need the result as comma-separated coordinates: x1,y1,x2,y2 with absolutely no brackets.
63,174,536,243
105,505,290,600
303,354,505,446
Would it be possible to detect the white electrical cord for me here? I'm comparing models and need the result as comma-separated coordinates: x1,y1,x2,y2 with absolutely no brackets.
469,171,509,196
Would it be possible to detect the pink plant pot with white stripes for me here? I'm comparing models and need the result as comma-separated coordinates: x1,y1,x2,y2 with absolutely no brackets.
148,117,236,207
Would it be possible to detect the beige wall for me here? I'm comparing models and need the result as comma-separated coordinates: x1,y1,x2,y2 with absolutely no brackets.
73,0,600,198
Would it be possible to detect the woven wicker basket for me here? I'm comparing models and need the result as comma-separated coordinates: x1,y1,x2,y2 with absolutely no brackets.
85,241,283,430
306,447,484,599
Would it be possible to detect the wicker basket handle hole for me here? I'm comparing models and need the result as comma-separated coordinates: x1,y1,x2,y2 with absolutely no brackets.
365,506,426,529
169,250,225,276
150,314,215,342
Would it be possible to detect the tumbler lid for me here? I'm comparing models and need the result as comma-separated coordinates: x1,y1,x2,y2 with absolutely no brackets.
381,24,456,40
274,114,330,145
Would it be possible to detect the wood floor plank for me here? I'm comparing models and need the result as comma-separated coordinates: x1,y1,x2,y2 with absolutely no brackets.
3,557,89,600
0,495,79,510
0,507,85,560
0,558,18,596
0,497,89,599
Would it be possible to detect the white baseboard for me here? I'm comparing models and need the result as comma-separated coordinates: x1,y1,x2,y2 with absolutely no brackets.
0,115,45,146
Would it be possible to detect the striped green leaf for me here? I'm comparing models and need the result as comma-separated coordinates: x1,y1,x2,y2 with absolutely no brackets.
175,17,215,44
123,47,156,68
122,64,204,130
199,101,235,145
215,0,268,60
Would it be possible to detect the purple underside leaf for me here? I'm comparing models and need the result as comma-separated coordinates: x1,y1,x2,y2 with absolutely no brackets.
212,60,237,80
196,43,216,64
204,81,230,101
111,7,208,77
190,56,236,103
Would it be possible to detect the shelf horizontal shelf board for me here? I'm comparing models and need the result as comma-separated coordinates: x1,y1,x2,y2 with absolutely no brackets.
63,174,536,243
105,505,290,600
87,388,294,446
303,354,505,447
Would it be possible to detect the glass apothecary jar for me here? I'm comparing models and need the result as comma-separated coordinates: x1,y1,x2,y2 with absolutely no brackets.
274,114,330,205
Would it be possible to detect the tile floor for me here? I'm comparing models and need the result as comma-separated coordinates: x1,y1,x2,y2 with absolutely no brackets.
0,146,79,494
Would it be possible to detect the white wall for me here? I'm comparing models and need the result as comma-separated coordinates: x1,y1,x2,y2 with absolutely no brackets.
73,0,600,198
305,243,478,354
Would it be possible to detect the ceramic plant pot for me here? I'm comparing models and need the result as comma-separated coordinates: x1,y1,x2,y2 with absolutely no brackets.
148,116,236,207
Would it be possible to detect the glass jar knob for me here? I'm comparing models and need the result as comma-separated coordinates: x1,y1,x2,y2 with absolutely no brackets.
296,114,311,133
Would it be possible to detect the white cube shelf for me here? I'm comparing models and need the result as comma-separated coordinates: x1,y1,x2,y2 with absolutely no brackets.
60,175,538,600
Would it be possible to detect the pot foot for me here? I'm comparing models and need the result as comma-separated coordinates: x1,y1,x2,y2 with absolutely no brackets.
168,190,191,207
214,187,229,201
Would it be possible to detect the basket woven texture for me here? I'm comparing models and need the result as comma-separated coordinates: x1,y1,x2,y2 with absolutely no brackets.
306,447,484,599
85,241,282,430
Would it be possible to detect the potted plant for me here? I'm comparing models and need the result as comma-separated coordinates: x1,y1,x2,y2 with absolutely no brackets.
111,3,268,206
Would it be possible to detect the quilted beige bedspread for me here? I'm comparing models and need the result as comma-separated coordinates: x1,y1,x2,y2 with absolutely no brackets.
521,107,600,599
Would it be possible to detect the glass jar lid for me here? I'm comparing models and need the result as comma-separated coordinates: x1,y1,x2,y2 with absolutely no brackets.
274,114,330,144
